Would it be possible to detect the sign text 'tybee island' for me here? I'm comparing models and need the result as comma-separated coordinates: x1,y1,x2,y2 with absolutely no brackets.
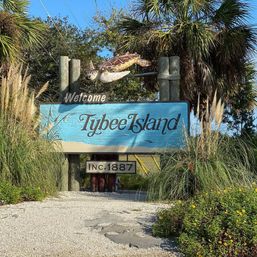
40,102,189,153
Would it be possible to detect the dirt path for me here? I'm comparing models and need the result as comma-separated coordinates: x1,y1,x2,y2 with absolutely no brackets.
0,192,179,257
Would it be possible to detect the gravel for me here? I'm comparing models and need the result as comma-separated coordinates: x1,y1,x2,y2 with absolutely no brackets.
0,191,179,257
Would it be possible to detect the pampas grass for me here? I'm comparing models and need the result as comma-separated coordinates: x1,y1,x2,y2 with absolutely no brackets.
0,66,63,194
0,65,48,129
148,94,256,200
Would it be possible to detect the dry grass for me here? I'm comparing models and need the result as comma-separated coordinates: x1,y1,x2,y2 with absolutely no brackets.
0,65,48,129
192,91,225,160
148,93,255,200
0,65,63,194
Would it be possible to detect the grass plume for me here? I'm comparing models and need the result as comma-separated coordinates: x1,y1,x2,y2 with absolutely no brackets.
0,65,48,129
148,93,256,200
0,65,63,194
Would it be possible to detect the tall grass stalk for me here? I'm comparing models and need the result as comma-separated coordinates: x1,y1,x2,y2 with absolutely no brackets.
0,65,48,129
148,93,256,200
0,66,63,194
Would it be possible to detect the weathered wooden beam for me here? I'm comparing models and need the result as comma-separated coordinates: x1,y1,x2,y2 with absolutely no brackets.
158,57,170,101
158,56,181,171
60,155,69,191
169,56,180,101
59,56,70,191
59,56,70,101
69,59,81,93
68,58,81,191
68,154,80,191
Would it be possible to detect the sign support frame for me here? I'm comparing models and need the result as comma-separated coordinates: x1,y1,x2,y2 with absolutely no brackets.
158,56,181,171
59,56,81,191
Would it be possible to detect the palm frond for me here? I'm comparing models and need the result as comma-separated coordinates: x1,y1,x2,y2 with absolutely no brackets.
133,0,160,19
215,25,257,64
184,21,215,59
213,0,249,27
0,0,29,13
118,16,155,34
16,15,46,47
0,34,18,61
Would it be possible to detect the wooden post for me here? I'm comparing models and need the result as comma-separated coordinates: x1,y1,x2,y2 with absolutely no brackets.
59,56,69,191
158,56,180,170
68,154,80,191
169,56,180,101
59,56,70,101
158,56,180,101
158,57,170,101
68,59,81,191
69,59,81,93
60,156,69,191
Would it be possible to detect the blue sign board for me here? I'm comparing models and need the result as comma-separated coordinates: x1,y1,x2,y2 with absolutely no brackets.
40,102,189,153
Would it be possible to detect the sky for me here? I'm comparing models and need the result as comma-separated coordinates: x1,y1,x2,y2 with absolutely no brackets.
29,0,132,29
29,0,257,28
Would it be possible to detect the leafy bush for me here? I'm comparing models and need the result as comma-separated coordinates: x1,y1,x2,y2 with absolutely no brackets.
0,182,46,205
119,174,149,190
153,187,257,257
152,200,185,238
0,181,21,204
20,186,45,201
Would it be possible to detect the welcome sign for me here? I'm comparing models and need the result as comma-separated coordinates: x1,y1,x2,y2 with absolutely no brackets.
40,102,189,153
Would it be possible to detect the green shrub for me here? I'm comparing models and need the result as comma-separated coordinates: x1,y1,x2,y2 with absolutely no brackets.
0,181,21,204
153,187,257,257
0,182,46,205
0,117,64,195
20,186,45,201
119,174,149,190
153,200,185,237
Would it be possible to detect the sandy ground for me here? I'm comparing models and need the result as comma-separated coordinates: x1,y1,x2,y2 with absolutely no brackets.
0,191,179,257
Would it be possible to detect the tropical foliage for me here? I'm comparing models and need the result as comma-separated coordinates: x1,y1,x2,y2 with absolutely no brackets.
0,181,45,205
108,0,257,114
23,16,99,100
0,0,45,63
224,64,257,135
153,187,257,257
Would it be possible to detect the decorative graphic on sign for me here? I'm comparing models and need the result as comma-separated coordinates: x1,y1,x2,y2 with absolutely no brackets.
86,52,151,83
40,102,189,153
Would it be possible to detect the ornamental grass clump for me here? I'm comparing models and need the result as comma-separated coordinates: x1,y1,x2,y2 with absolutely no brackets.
0,66,63,197
153,187,257,257
148,93,256,200
0,65,48,128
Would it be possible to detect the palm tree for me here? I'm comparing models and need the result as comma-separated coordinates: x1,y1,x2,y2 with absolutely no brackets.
117,0,256,112
0,0,45,63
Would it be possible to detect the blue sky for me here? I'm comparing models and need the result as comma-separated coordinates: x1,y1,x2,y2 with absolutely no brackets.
29,0,257,28
29,0,132,28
